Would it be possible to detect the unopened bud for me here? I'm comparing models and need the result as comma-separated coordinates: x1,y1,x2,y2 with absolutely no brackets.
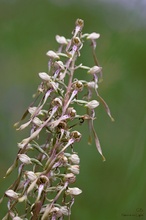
46,50,60,59
88,66,102,75
56,35,68,45
87,81,98,89
25,171,37,181
5,189,19,199
18,154,32,164
66,187,82,196
39,72,51,81
85,100,99,109
69,154,80,164
55,60,65,70
68,165,80,175
87,32,100,40
63,173,76,184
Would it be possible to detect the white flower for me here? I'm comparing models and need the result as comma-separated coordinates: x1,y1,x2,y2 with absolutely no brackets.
33,117,42,126
68,165,80,174
85,100,99,109
13,217,23,220
87,81,98,89
5,189,19,199
25,171,37,181
18,154,32,164
56,35,68,44
46,50,60,59
52,97,62,107
88,66,102,75
87,32,100,40
70,131,82,142
67,107,76,118
63,173,76,184
28,107,37,115
55,60,65,70
66,187,82,196
60,206,71,216
38,72,51,81
50,207,62,217
69,154,80,164
17,142,31,149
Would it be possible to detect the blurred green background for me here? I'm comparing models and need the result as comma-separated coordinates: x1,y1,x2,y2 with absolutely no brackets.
0,0,146,219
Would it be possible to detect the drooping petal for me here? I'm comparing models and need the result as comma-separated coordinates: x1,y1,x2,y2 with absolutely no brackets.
91,120,106,161
95,89,114,121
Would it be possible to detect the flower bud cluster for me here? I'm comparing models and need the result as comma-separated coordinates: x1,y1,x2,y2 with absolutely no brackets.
1,18,113,219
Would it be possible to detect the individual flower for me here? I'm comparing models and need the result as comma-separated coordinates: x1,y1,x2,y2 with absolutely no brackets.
28,106,38,115
72,80,83,92
66,107,77,118
53,155,68,168
73,18,84,37
70,130,82,142
54,60,65,70
63,81,83,113
86,81,98,89
33,117,42,126
63,173,76,184
86,32,100,49
52,97,63,107
60,206,71,216
50,114,70,128
25,171,37,182
50,207,62,218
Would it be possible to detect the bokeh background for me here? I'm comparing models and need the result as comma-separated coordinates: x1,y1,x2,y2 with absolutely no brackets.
0,0,146,219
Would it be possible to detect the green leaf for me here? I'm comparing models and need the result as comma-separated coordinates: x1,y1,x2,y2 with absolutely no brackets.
4,160,18,178
30,158,43,167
